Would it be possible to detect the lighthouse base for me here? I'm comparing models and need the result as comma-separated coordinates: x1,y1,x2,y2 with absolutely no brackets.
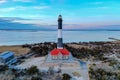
46,52,75,63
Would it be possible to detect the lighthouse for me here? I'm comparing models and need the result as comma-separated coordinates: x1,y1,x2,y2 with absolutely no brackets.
45,15,75,62
57,15,63,49
50,15,69,60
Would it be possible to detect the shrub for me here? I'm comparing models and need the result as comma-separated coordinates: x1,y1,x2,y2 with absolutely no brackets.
26,66,39,75
62,73,71,80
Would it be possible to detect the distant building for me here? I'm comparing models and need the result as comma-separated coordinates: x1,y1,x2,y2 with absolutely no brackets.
0,51,17,65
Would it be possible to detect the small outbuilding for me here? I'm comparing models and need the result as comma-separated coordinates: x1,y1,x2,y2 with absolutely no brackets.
0,51,17,65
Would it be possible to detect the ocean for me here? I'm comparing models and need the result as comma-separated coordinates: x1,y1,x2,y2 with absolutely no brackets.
0,30,120,45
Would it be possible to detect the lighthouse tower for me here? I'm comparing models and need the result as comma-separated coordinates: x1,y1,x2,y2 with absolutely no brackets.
57,15,63,49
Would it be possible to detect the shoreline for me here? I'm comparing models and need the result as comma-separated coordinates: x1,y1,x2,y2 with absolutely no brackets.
0,40,113,46
1,29,120,31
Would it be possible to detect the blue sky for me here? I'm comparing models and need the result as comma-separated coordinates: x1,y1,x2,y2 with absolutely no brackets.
0,0,120,30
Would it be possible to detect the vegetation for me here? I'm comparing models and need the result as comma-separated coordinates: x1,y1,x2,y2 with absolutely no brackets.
0,65,64,80
0,46,30,56
89,67,120,80
62,73,71,80
31,76,42,80
26,66,39,75
22,42,56,57
21,42,120,80
0,65,8,72
22,41,120,61
1,42,119,80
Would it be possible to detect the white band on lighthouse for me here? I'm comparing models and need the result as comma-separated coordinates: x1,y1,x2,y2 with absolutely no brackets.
58,29,62,38
57,47,63,49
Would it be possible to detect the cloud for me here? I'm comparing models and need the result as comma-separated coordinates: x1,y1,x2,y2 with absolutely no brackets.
3,16,45,25
0,0,7,4
15,6,49,10
13,0,33,2
0,6,25,12
12,19,43,25
10,15,53,24
0,18,39,30
1,17,30,21
33,6,49,9
1,17,120,30
0,6,28,13
0,7,16,12
0,5,49,13
0,17,51,30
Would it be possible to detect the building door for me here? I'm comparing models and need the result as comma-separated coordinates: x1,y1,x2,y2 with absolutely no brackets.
58,52,63,60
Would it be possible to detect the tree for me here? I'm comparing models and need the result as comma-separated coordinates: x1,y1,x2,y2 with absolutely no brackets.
62,73,71,80
31,76,42,80
0,65,8,72
117,74,120,80
26,66,39,75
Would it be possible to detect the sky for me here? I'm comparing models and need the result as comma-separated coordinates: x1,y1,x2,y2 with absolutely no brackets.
0,0,120,30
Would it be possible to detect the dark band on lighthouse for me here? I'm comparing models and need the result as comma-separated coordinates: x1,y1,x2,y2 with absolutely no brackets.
57,15,63,49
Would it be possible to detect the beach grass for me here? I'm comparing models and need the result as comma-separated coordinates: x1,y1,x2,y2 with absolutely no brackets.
0,45,30,56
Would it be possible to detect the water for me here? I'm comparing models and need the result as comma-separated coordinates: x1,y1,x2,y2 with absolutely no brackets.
0,30,120,45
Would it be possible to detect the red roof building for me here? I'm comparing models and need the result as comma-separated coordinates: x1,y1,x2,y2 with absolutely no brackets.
50,48,69,60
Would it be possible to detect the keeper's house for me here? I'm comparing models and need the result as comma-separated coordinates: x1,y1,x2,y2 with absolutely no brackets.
51,48,69,60
0,51,17,65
